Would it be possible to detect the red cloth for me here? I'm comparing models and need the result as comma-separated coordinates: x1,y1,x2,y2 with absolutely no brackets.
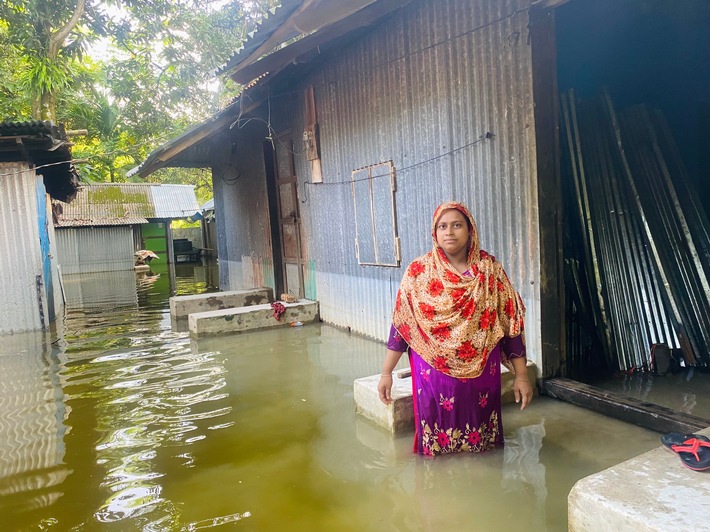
271,302,286,321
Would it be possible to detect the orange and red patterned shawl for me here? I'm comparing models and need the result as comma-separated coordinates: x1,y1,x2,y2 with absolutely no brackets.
392,201,525,379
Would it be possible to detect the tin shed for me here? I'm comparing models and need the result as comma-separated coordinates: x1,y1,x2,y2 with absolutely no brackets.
0,120,79,334
132,0,550,371
54,183,201,273
134,0,710,434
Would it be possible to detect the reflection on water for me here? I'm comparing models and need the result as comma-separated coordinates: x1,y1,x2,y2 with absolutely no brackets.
0,333,70,516
591,369,710,418
0,261,662,530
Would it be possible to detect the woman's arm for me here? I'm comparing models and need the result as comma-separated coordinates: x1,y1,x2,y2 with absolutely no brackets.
378,348,405,405
510,356,533,411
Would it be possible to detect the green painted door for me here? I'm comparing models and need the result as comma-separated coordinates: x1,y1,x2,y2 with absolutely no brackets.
142,222,168,266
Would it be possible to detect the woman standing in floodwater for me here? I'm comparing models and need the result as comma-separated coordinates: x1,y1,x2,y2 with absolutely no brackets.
378,201,532,456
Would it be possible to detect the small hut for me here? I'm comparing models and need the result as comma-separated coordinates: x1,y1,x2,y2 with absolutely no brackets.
0,120,79,334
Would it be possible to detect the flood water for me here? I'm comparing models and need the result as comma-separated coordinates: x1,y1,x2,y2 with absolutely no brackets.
1,262,664,531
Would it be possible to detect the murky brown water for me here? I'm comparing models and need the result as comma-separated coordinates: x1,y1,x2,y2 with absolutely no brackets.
0,262,663,530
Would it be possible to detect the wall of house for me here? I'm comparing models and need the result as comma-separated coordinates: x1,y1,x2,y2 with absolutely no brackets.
172,227,204,250
56,226,135,274
211,119,276,292
0,163,49,334
46,196,65,321
214,0,542,363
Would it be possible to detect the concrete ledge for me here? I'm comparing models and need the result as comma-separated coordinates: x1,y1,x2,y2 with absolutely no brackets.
354,361,538,433
355,369,414,434
188,299,319,337
568,427,710,531
170,288,274,320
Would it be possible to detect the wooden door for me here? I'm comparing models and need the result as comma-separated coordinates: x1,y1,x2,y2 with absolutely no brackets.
272,132,305,298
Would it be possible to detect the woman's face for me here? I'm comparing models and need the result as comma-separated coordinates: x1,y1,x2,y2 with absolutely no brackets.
435,208,470,259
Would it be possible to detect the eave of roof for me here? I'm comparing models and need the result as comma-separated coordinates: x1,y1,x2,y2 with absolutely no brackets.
229,0,413,85
220,0,404,84
0,120,80,202
215,0,304,76
126,103,240,178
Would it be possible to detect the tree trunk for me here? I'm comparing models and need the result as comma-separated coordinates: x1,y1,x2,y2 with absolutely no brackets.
39,91,56,122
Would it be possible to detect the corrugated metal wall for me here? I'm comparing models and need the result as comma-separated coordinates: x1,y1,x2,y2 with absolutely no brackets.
55,227,135,274
301,0,539,355
0,163,46,334
216,0,541,362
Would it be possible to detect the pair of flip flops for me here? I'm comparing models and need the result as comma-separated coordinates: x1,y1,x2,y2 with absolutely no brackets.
662,433,710,471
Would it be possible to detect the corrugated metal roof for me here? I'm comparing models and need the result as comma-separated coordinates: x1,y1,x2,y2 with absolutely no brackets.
150,184,200,218
215,0,304,75
0,120,59,136
57,217,149,228
54,183,198,226
132,1,412,180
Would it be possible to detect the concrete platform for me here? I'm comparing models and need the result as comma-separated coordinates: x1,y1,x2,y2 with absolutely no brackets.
568,426,710,531
354,361,538,433
355,369,414,434
188,299,319,337
170,288,274,320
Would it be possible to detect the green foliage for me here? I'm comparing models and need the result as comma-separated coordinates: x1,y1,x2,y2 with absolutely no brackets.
0,0,279,191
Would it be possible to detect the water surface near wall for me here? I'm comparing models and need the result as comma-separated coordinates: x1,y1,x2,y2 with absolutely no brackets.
0,263,660,530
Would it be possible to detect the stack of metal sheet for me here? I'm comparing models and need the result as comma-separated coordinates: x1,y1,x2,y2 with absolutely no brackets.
561,89,710,371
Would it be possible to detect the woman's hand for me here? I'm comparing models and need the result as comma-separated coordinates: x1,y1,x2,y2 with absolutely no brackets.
513,375,533,411
378,374,393,405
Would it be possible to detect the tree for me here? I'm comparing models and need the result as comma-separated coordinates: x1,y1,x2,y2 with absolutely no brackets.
1,0,279,187
0,0,99,121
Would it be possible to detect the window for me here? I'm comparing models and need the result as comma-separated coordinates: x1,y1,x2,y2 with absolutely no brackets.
351,161,400,267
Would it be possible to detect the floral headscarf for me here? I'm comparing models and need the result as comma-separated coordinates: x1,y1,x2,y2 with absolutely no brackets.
392,202,525,379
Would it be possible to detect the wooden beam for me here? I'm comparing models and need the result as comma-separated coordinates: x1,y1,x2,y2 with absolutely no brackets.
543,378,710,434
530,5,564,377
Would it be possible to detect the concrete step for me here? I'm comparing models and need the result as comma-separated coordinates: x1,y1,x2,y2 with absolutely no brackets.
170,288,274,320
354,361,538,433
188,299,319,337
569,426,710,531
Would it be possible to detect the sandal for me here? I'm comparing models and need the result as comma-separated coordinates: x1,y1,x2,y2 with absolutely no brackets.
661,432,710,452
670,437,710,471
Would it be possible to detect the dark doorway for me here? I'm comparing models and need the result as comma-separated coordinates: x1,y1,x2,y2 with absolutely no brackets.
264,132,306,298
532,0,710,433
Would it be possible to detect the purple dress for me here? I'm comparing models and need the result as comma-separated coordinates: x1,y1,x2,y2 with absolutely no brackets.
388,325,525,456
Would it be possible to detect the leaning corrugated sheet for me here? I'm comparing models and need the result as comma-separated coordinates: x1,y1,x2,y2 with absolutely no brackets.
0,163,45,334
291,0,540,353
